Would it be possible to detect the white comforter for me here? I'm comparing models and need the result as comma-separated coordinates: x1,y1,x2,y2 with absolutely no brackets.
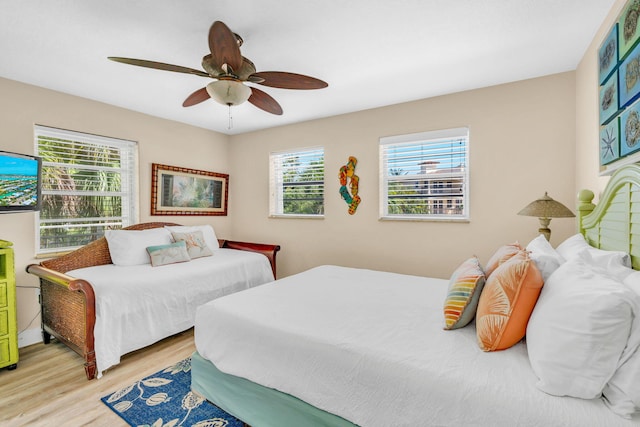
195,265,639,427
68,248,274,377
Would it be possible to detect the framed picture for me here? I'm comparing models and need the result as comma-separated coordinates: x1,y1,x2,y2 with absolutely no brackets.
619,1,640,60
151,163,228,216
619,42,640,108
600,118,620,165
599,24,618,84
620,98,640,157
600,71,619,124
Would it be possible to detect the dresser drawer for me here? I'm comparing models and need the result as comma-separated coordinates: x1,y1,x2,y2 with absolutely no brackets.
0,282,6,308
0,309,7,336
0,337,9,366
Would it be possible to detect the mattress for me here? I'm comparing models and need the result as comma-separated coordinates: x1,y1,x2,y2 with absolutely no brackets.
68,248,274,377
194,265,638,427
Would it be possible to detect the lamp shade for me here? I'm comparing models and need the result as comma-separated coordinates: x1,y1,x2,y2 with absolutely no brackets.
206,80,252,106
517,192,575,219
518,192,574,241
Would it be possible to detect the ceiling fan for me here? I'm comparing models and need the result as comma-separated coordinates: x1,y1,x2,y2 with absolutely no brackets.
108,21,328,118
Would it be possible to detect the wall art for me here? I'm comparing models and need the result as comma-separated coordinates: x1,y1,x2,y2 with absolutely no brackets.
600,118,620,165
338,156,360,215
151,163,228,216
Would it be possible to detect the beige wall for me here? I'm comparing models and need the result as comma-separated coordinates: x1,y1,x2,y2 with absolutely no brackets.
0,77,230,343
576,0,627,196
2,68,579,344
230,72,577,280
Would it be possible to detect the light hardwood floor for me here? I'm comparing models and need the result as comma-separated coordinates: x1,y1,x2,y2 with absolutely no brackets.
0,329,196,427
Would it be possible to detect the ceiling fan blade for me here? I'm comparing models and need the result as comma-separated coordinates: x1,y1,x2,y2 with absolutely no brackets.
182,87,211,107
250,71,328,90
108,57,210,78
208,21,243,72
248,87,283,115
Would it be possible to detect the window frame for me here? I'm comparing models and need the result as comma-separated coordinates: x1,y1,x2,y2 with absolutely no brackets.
269,146,325,219
379,127,470,222
34,125,139,254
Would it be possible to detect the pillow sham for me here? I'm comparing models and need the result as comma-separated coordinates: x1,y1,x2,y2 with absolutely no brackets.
603,271,640,418
443,256,486,330
165,225,219,251
146,241,191,267
476,250,543,351
105,228,173,266
484,242,522,278
171,230,214,259
556,233,631,268
525,234,565,281
526,252,638,400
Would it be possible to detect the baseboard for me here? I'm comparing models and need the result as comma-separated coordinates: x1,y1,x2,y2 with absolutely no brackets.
18,327,42,348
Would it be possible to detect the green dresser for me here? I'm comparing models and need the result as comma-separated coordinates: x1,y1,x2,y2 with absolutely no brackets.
0,240,18,370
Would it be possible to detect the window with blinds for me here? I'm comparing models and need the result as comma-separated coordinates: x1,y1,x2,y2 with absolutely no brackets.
379,127,469,220
270,147,324,217
34,125,138,253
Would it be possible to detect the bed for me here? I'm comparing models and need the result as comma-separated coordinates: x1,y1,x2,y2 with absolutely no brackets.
26,222,280,379
191,165,640,426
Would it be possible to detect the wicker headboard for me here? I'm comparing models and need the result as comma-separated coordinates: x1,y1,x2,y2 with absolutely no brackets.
577,164,640,270
40,222,181,273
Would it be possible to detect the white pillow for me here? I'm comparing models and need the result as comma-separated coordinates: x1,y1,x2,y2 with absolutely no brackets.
603,271,640,418
556,233,631,268
526,252,638,399
105,228,173,266
526,234,565,281
165,225,219,251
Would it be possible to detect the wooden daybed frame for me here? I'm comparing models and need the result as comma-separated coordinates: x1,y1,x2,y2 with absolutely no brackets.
26,222,280,380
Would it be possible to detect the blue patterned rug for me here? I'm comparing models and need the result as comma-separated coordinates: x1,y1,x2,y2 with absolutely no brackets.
101,357,246,427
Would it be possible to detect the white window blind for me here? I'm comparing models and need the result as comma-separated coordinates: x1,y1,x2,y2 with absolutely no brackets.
379,127,469,220
270,147,324,217
34,125,138,253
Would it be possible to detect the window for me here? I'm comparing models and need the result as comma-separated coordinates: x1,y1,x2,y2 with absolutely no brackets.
379,127,469,220
270,147,324,217
34,125,138,253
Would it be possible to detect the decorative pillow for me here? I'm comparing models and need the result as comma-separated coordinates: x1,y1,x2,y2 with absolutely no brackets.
525,234,565,281
526,252,638,400
165,225,219,251
105,228,173,266
171,230,214,259
603,270,640,418
476,250,543,351
443,257,486,330
556,233,631,268
146,241,191,267
484,242,522,278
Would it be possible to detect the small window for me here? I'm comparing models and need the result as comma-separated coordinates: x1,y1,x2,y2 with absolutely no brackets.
35,125,138,253
270,147,324,217
379,127,469,221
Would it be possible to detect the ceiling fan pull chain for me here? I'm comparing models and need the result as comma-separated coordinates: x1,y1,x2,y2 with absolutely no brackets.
228,104,233,129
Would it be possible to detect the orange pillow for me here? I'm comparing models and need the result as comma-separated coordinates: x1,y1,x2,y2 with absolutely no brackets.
476,250,543,351
484,242,522,277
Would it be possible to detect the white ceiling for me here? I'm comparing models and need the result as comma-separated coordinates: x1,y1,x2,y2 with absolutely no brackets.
0,0,616,135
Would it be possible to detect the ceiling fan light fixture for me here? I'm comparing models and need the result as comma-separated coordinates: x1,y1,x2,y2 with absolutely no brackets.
206,80,251,106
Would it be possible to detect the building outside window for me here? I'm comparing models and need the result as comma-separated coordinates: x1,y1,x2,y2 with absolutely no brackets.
34,125,138,253
379,127,469,220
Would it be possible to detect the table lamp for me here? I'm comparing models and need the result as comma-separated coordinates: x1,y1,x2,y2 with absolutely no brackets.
517,192,575,241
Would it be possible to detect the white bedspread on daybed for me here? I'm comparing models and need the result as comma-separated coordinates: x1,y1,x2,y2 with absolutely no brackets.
194,265,637,427
69,248,274,377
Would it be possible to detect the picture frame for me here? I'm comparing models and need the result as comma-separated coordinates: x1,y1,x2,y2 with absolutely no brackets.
600,71,619,124
618,1,640,60
151,163,228,216
600,118,620,165
599,24,618,84
620,98,640,158
619,41,640,108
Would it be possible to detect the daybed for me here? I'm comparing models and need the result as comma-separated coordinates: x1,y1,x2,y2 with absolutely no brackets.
191,165,640,426
26,222,280,380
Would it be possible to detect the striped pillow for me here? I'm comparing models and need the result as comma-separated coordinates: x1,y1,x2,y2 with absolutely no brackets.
443,257,486,330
